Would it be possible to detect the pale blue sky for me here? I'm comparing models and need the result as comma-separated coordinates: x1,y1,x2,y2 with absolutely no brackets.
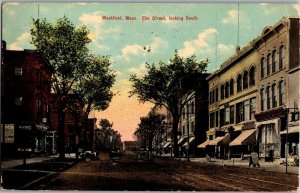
2,2,299,140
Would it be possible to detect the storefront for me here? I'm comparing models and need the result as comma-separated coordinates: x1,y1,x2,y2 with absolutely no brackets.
229,129,256,158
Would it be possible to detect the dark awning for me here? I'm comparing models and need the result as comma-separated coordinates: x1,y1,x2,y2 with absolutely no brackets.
229,129,256,146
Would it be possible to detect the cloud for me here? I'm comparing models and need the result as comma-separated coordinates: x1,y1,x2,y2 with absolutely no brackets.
7,32,31,50
79,11,104,39
222,9,238,24
218,44,235,53
293,4,300,16
179,28,217,57
128,63,147,77
122,44,145,57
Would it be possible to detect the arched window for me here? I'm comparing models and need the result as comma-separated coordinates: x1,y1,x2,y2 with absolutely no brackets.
249,66,255,86
243,70,248,89
225,82,229,98
237,74,242,92
272,50,277,73
267,53,271,76
260,57,265,79
230,79,234,96
221,84,224,99
279,45,285,69
266,86,271,110
279,81,285,106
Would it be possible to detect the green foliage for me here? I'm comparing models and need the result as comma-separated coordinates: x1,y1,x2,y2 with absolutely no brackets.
99,119,113,130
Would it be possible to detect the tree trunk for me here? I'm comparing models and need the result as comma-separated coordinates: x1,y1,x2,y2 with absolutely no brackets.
172,115,180,157
58,102,66,159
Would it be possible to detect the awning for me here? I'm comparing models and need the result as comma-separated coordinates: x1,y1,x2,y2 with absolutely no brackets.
280,125,299,134
208,134,230,146
163,142,171,148
178,136,187,146
198,140,210,148
229,129,256,146
255,118,280,139
182,137,195,147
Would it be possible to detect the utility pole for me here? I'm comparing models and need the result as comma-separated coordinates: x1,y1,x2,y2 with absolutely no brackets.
187,103,190,161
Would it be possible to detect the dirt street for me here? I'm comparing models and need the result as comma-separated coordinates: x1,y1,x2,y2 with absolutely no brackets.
30,151,299,191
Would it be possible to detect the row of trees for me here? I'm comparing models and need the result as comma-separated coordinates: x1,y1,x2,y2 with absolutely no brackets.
95,119,122,151
30,17,116,158
130,51,208,157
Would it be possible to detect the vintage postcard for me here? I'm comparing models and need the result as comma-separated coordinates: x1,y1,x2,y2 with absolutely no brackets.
1,1,299,191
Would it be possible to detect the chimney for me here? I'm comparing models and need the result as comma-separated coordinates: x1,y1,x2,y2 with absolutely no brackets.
236,46,240,53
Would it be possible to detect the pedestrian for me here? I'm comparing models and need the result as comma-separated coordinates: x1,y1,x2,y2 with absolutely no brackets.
249,154,253,167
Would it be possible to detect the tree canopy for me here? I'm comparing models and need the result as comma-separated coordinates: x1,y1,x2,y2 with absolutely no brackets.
129,51,208,157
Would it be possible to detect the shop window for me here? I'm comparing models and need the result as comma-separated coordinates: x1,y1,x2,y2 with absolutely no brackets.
237,74,242,92
267,53,271,76
272,50,277,73
279,45,285,69
236,102,244,123
260,57,265,79
279,81,285,106
243,70,248,89
260,88,264,111
266,86,271,110
225,107,230,125
272,84,277,108
249,66,255,86
230,79,234,96
230,105,235,124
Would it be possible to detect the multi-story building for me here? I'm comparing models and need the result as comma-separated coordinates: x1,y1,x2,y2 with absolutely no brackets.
201,43,259,159
254,17,299,161
1,41,51,157
179,74,209,157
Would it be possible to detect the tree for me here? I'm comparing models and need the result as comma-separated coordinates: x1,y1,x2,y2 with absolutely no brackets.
72,55,115,151
134,107,166,153
130,51,208,157
98,119,122,151
31,16,91,158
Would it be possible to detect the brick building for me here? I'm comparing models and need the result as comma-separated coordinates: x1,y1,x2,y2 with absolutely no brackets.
1,41,51,157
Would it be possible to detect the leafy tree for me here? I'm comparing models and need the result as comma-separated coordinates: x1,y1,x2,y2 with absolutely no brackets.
134,107,166,152
31,16,91,158
130,51,208,157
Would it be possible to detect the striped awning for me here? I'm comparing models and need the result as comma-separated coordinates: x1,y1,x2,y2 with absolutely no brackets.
280,125,299,134
162,142,171,148
229,129,256,146
178,136,188,146
198,140,210,148
182,137,195,147
208,134,230,146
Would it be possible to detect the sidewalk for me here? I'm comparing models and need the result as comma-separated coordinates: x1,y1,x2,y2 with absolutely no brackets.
159,154,299,175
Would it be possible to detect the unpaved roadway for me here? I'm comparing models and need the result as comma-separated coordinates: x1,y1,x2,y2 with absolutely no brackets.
30,151,299,191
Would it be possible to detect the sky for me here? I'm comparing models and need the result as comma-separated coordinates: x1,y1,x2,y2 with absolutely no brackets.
2,2,299,141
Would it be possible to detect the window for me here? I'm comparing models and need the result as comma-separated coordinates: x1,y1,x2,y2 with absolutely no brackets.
243,71,248,89
266,86,271,110
244,100,250,121
225,107,230,125
15,97,23,106
260,88,264,111
183,126,185,135
236,102,244,123
215,88,218,102
272,84,277,108
230,79,234,96
210,113,215,128
209,92,213,104
220,109,225,126
279,81,285,106
215,111,219,127
230,105,235,124
250,98,256,120
237,74,242,92
15,66,22,76
272,50,277,73
279,45,285,69
267,53,271,76
261,57,265,79
249,66,255,86
182,108,185,120
191,101,195,114
191,121,194,133
225,82,229,98
221,84,224,99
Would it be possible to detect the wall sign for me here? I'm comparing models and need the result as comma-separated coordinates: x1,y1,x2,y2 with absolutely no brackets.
5,124,14,143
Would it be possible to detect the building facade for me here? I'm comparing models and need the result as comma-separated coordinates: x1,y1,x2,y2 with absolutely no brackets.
1,41,51,157
254,17,299,160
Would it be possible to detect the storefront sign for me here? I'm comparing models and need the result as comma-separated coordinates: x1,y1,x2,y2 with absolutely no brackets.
5,124,14,143
19,125,32,130
255,107,285,121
